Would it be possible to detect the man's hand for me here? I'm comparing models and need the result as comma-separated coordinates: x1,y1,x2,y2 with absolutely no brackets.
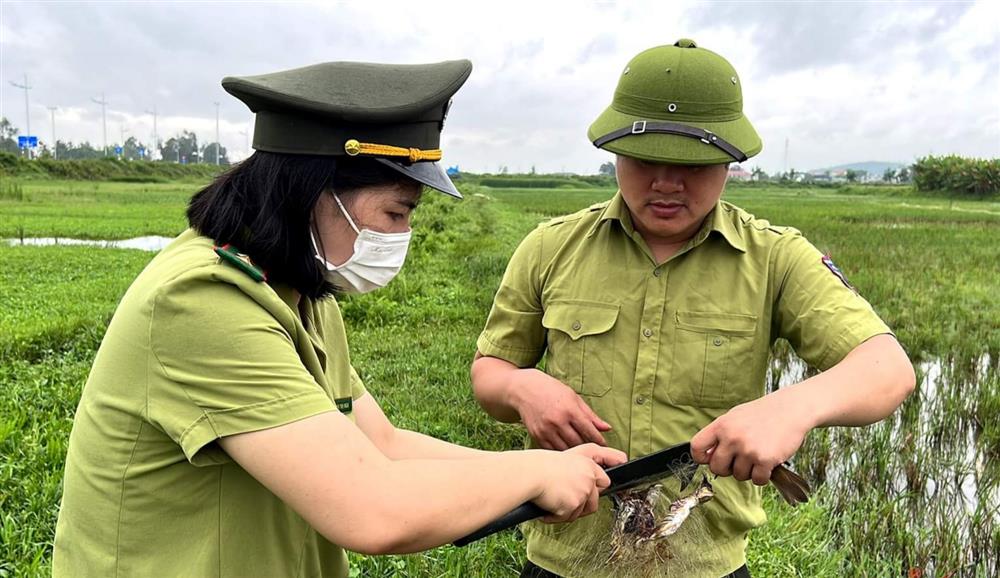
471,354,611,450
691,335,915,486
513,369,612,450
690,392,811,486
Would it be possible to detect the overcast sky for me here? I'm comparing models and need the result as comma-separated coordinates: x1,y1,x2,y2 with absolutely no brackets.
2,0,997,174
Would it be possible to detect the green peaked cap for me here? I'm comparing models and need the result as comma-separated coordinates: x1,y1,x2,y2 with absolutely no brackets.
222,60,473,198
588,39,762,165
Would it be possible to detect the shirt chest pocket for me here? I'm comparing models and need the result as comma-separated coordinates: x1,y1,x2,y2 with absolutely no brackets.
542,301,620,397
669,311,759,408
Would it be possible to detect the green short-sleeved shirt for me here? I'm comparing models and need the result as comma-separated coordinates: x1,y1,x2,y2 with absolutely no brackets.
477,193,891,578
53,229,366,578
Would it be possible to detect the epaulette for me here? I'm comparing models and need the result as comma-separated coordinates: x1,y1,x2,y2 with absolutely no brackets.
214,244,267,282
543,201,610,228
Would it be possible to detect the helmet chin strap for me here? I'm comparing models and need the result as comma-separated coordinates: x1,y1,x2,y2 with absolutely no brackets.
593,120,749,163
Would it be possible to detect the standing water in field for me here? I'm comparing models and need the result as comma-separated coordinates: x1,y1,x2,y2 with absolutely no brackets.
5,236,175,251
768,346,999,576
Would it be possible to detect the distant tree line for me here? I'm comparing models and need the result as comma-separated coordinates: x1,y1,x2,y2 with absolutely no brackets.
0,117,229,165
912,155,999,197
0,151,224,181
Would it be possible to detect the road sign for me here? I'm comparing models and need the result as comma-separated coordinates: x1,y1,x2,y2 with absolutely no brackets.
28,136,37,148
17,136,27,149
115,146,123,154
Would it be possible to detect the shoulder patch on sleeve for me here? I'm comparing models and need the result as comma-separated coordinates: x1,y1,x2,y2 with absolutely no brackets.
821,254,856,292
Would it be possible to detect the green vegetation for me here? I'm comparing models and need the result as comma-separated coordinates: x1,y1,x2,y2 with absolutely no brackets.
0,179,194,239
471,174,615,189
1,177,997,576
912,154,1000,197
0,151,224,182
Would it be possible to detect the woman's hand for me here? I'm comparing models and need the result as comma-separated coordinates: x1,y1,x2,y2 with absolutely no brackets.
531,443,627,523
690,393,812,486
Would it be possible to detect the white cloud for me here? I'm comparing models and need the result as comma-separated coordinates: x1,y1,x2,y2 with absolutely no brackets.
2,0,997,173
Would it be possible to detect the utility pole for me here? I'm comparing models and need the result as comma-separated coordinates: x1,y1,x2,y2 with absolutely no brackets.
9,74,32,157
214,101,220,165
92,93,108,156
783,137,790,177
238,129,248,160
47,106,57,159
144,106,158,160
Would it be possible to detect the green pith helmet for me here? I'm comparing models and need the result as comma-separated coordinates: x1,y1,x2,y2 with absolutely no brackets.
588,39,762,165
222,60,472,198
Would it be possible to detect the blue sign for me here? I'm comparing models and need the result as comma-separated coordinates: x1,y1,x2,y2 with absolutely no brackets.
17,136,38,149
115,146,123,154
138,147,146,157
446,165,460,176
29,136,37,148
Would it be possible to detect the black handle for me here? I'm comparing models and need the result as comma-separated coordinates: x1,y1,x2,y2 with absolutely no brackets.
452,501,548,547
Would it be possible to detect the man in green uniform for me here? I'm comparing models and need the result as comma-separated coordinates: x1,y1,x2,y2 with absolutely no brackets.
471,40,916,578
53,60,625,577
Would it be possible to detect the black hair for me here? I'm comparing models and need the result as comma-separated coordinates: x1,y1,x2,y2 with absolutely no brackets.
187,151,415,299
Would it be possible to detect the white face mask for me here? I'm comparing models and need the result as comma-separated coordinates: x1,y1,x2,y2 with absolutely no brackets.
312,193,412,294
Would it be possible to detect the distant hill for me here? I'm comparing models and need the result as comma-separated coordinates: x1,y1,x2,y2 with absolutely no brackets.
809,161,907,176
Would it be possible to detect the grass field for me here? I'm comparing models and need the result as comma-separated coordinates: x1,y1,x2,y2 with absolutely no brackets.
1,178,997,577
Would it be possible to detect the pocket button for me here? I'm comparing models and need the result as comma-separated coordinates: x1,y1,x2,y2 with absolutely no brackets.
713,337,723,346
572,321,582,331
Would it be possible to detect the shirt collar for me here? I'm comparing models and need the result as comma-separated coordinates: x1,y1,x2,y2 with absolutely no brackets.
588,191,635,237
589,192,746,253
695,201,747,253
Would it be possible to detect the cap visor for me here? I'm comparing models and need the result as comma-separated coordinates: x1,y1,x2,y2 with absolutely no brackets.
374,159,463,199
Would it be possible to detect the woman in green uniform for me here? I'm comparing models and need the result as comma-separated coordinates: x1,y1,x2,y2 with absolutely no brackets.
52,60,626,577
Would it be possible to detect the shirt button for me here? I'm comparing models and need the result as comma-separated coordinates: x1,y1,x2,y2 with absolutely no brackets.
635,395,646,405
713,337,723,346
643,328,653,338
572,321,582,331
653,269,662,277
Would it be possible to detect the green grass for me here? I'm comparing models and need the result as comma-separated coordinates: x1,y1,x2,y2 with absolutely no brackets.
1,178,997,577
0,179,195,239
0,247,155,360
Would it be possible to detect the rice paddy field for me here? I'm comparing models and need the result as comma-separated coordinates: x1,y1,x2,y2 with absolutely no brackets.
1,177,997,577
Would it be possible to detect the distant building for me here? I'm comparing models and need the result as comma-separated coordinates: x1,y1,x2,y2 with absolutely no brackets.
808,168,869,183
727,165,752,181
